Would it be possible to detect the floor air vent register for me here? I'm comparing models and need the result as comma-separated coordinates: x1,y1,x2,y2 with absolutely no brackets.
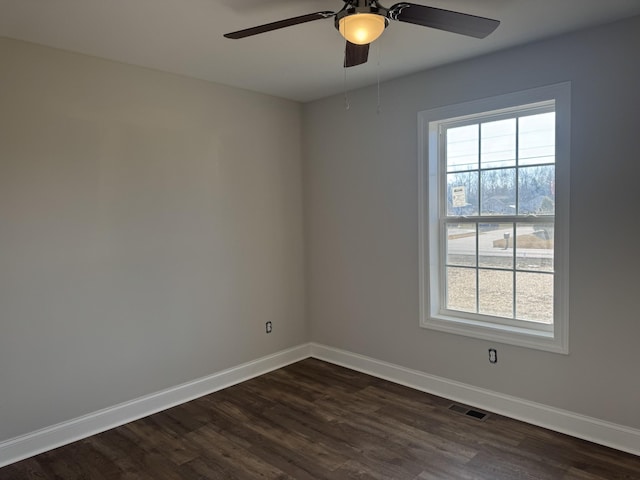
448,403,490,421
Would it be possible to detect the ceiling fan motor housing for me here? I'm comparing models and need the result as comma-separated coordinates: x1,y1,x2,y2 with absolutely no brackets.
334,0,390,33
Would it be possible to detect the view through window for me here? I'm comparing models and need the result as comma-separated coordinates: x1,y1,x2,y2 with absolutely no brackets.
444,107,555,324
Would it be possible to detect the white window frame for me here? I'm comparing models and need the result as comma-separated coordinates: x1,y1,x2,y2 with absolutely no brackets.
418,83,570,354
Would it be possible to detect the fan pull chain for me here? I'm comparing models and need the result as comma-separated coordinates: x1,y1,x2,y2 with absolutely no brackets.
343,43,351,110
343,68,351,110
376,42,381,114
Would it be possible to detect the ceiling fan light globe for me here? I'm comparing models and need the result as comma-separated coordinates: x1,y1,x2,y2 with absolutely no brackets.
339,13,386,45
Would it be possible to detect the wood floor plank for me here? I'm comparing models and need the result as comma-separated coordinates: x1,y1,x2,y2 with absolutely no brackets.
85,433,157,480
333,459,404,480
0,458,49,480
2,358,639,479
562,467,610,480
463,443,570,480
121,417,200,466
415,461,490,480
185,424,293,480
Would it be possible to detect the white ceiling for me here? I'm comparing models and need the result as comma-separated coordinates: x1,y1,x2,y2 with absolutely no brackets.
1,0,640,102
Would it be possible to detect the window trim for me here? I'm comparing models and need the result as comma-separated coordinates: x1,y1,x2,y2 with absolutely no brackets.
418,83,570,354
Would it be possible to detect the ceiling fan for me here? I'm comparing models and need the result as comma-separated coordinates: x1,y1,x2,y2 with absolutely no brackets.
224,0,500,67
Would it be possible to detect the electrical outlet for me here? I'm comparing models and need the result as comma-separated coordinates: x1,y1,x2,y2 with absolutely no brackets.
488,348,497,364
265,321,273,334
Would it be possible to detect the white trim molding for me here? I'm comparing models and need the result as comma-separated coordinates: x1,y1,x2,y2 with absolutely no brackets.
310,343,640,457
3,342,639,468
0,344,312,468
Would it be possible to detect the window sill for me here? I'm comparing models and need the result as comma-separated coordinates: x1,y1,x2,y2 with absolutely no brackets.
421,314,568,354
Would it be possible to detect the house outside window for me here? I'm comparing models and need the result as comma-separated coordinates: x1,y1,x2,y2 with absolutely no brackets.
418,84,570,353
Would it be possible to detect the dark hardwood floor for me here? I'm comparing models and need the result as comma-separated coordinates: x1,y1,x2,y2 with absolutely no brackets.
1,358,639,479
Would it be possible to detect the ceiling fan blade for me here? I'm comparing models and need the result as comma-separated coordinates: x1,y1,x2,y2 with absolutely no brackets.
344,41,370,68
388,3,499,39
224,11,335,39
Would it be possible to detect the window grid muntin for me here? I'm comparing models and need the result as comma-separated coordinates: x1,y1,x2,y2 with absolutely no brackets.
440,103,555,327
442,219,554,329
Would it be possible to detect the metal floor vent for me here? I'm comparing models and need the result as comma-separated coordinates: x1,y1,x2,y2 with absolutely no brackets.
448,404,490,421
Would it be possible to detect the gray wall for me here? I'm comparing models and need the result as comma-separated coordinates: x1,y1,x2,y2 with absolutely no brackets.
303,15,640,429
0,38,306,441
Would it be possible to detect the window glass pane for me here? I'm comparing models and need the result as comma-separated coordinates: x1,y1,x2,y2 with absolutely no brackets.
480,168,516,215
478,223,513,269
516,272,553,323
446,267,477,313
447,172,478,216
447,223,476,267
518,165,555,214
516,223,554,272
519,112,555,166
447,124,478,172
481,119,516,169
479,269,513,317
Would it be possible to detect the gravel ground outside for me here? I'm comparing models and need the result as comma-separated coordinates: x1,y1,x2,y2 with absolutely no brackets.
446,257,554,324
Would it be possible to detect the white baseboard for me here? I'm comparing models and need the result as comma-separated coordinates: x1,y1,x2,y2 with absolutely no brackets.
0,343,312,468
2,342,638,469
310,343,640,457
